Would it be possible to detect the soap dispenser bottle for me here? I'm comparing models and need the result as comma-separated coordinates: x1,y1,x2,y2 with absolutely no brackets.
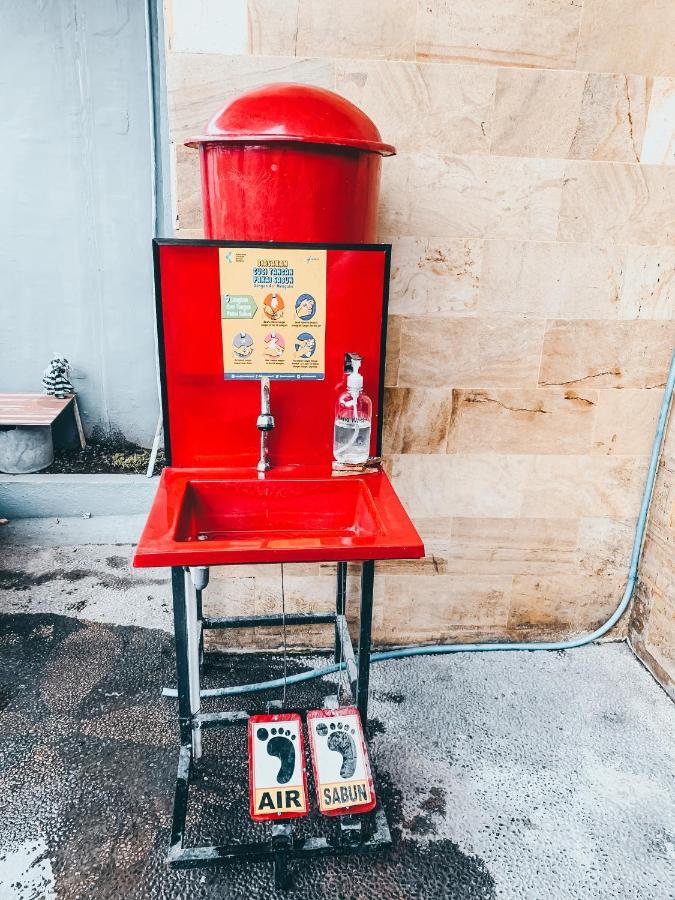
333,353,372,464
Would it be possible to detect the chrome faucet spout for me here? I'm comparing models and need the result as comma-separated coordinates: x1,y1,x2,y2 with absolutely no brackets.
256,377,274,475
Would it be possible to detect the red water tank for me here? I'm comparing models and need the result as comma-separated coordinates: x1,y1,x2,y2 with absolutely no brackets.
186,83,395,243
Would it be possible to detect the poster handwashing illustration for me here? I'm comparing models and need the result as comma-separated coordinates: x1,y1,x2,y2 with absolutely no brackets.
219,248,327,380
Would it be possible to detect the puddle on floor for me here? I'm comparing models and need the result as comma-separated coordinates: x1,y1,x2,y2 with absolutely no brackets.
0,835,56,900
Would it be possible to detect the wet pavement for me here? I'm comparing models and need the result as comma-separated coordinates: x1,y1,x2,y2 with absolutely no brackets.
1,542,674,899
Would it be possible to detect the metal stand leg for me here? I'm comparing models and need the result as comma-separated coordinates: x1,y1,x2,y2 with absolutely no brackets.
357,560,375,724
335,561,347,662
188,566,208,673
173,567,203,761
184,570,202,761
272,823,292,890
171,568,192,747
168,743,191,861
196,588,204,670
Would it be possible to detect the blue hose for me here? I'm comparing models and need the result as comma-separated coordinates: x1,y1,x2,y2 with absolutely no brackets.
164,351,675,700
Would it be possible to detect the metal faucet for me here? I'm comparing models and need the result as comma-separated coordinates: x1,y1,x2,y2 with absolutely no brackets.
256,377,274,476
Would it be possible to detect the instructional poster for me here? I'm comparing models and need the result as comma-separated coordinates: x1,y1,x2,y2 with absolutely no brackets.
219,247,327,380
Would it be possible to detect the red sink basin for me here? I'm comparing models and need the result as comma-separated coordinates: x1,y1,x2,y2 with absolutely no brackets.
175,478,379,542
133,466,424,567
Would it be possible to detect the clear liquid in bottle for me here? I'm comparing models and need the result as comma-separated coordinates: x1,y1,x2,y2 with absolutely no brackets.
333,418,372,464
333,389,372,464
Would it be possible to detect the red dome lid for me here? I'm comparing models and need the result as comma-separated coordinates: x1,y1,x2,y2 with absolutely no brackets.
185,83,395,156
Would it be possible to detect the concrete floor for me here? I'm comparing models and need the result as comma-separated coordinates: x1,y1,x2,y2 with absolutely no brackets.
1,533,674,899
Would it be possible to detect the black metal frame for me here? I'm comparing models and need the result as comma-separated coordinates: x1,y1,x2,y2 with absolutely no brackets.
168,560,389,889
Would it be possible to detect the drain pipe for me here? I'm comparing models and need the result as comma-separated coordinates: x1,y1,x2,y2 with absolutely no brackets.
165,351,675,700
145,0,171,471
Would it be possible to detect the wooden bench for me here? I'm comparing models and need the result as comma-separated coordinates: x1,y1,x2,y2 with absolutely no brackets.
0,393,86,447
0,394,87,474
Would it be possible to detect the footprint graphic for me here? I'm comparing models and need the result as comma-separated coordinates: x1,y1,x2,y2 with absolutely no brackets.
316,720,357,779
257,726,296,784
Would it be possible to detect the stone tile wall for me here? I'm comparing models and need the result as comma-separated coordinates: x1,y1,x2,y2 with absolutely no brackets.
629,415,675,699
164,1,674,655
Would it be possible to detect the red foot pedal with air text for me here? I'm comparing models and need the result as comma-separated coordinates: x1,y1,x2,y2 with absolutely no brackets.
248,713,308,821
307,707,376,816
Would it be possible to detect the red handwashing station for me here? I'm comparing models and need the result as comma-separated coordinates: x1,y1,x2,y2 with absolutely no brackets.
134,84,423,889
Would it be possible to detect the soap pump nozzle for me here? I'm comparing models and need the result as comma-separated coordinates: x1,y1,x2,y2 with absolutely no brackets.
344,352,363,395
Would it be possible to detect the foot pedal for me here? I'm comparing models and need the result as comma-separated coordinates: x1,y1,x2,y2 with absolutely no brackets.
307,707,376,816
249,712,308,821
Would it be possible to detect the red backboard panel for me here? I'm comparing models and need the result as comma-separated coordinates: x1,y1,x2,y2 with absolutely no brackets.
155,241,390,469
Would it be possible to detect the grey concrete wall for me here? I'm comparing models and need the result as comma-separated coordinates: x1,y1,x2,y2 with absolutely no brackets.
0,473,157,519
0,0,160,447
